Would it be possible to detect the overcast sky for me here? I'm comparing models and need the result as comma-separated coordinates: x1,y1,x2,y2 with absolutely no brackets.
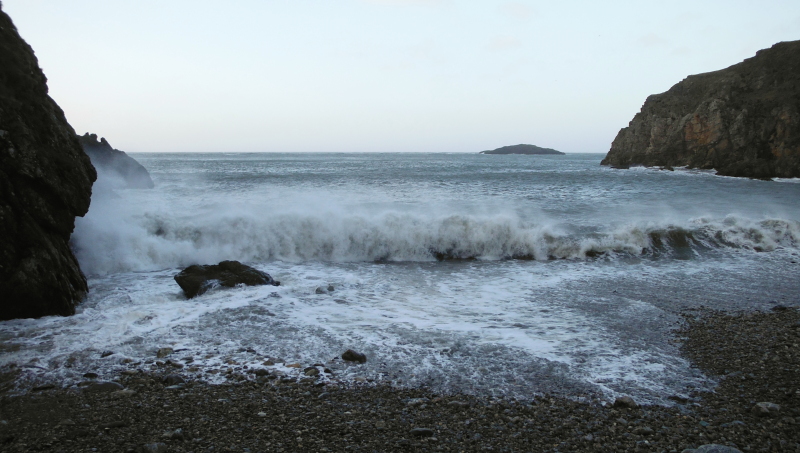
3,1,799,153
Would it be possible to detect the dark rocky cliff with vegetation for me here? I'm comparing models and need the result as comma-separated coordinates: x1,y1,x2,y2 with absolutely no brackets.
602,41,800,178
78,133,154,189
0,6,96,320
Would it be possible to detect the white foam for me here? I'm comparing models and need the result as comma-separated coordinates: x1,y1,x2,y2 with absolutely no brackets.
71,186,800,275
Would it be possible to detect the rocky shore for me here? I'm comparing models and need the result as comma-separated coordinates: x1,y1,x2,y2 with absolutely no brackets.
602,40,800,179
0,307,796,453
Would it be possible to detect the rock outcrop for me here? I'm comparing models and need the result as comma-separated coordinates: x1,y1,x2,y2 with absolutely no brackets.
174,260,280,299
480,144,564,155
0,6,96,320
602,41,800,179
77,133,154,189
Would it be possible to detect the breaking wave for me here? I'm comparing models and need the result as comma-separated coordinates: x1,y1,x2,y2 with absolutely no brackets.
71,199,800,274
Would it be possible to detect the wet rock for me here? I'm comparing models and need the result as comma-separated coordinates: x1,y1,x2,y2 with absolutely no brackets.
613,396,639,409
254,368,270,377
84,381,124,393
174,260,280,298
100,351,114,358
156,348,173,358
752,401,781,416
681,444,743,453
342,349,367,363
304,368,320,377
410,427,434,437
163,374,185,386
82,372,98,379
31,384,56,392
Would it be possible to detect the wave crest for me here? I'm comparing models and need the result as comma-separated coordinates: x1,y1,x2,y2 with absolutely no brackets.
71,202,800,274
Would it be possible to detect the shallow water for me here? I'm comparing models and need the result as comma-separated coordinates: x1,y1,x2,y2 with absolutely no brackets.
1,153,798,403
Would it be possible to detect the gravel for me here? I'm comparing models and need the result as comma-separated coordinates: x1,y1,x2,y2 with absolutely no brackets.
0,307,797,452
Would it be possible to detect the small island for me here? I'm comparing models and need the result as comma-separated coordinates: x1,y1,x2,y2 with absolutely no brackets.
480,144,565,155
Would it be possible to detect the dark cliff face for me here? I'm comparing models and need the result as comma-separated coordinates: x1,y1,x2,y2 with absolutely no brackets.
77,133,154,189
602,41,800,179
0,7,97,320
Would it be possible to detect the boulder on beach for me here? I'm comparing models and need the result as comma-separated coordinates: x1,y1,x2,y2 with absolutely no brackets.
342,349,367,363
77,133,154,189
0,6,96,320
174,260,280,298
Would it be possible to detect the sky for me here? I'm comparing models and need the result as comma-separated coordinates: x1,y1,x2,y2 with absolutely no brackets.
3,1,800,153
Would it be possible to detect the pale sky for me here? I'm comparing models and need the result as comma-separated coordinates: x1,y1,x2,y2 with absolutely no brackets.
3,1,799,153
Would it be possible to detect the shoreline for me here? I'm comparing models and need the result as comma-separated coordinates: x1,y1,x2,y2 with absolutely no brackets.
0,307,797,452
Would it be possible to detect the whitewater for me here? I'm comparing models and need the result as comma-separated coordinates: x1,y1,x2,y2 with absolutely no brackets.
1,152,798,404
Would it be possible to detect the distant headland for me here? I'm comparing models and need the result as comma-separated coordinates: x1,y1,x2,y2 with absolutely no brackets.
480,144,565,155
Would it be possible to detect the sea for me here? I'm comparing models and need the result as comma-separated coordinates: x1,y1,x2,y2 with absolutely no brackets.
1,152,799,404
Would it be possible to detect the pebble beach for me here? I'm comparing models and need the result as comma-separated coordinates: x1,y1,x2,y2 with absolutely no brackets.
0,307,797,453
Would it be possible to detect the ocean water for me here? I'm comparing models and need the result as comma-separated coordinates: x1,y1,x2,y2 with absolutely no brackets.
2,153,799,403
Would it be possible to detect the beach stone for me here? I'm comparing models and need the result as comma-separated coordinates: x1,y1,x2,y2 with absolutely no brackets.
100,351,114,358
681,444,743,453
84,381,124,393
410,427,434,437
752,401,781,416
254,368,269,377
113,389,137,397
315,286,328,294
342,349,367,363
156,348,173,358
174,260,280,298
163,374,185,386
613,396,639,409
304,368,320,377
82,372,98,379
100,420,127,429
137,443,168,453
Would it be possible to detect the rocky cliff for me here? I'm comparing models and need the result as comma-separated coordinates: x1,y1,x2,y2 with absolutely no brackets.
602,41,800,179
0,6,96,320
78,133,154,189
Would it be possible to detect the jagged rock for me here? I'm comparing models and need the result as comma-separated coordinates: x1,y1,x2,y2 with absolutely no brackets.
77,132,154,189
173,260,280,298
342,349,367,363
480,144,564,155
0,6,96,320
602,40,800,179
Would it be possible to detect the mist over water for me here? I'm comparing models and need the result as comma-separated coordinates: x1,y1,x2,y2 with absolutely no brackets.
3,153,800,403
